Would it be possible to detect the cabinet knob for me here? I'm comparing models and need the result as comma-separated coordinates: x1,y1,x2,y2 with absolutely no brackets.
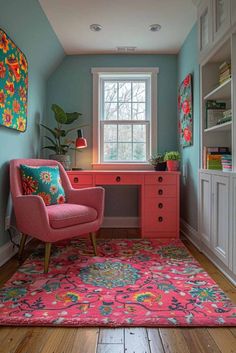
158,189,163,195
158,203,163,209
74,177,79,183
158,216,163,222
116,176,121,182
158,176,163,183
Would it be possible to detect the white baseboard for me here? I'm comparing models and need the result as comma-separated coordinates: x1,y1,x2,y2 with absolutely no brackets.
0,234,20,267
0,232,31,267
180,218,202,250
180,218,236,286
102,217,139,228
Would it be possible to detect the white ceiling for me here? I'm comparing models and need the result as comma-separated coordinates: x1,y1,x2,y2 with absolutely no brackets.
39,0,197,55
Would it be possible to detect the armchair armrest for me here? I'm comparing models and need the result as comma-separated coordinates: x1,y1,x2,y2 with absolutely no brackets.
67,187,105,219
14,195,50,239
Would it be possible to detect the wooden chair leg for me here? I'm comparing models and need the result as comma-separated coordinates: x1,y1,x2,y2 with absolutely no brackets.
44,243,52,274
18,234,27,260
90,232,98,256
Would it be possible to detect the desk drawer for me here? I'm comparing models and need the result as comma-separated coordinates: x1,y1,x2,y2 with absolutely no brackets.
145,185,177,198
68,174,93,186
145,174,176,185
145,197,176,213
95,174,143,185
144,210,177,231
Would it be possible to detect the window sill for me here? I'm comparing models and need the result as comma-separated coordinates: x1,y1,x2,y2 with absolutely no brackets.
92,163,153,170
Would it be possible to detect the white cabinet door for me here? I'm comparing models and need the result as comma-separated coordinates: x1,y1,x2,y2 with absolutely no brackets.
231,0,236,26
199,172,212,247
212,0,231,43
232,177,236,274
198,0,213,59
212,175,229,265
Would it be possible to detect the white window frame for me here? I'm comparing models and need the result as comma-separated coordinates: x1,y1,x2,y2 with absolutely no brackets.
92,67,158,169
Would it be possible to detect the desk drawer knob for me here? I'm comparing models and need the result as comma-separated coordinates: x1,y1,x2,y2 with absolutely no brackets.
158,203,163,209
116,176,121,182
74,177,79,183
158,189,163,195
158,176,163,182
158,216,163,222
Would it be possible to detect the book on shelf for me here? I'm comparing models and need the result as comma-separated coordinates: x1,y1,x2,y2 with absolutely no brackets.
218,61,231,84
203,147,230,169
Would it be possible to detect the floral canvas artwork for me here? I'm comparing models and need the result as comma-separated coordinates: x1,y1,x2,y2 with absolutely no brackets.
0,29,28,132
178,74,193,147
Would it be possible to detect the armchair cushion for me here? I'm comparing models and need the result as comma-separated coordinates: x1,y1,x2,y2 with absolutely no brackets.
47,203,98,229
20,165,66,206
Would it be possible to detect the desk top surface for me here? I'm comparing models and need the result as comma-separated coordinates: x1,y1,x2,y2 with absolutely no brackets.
67,170,181,174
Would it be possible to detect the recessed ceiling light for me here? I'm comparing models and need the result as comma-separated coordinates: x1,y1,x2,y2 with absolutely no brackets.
90,24,102,32
149,24,161,32
116,46,137,52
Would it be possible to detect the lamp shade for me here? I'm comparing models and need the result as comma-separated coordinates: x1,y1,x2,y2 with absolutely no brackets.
76,129,87,149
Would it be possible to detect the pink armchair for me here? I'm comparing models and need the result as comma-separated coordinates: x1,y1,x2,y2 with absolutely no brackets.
10,159,105,273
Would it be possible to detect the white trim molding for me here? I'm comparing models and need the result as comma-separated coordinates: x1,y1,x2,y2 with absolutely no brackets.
92,67,159,168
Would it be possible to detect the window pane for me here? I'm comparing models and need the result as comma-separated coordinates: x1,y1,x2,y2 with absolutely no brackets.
133,143,146,161
104,124,117,142
104,143,117,161
118,143,132,160
104,103,117,120
104,81,117,102
118,125,132,142
119,82,131,102
133,82,146,102
118,103,131,120
133,125,146,142
132,103,146,120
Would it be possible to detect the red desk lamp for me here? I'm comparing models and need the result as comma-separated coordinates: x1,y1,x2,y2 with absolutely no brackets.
73,129,87,169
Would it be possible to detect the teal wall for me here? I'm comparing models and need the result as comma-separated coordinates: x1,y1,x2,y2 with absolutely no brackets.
47,54,178,167
0,0,64,246
46,54,178,216
177,24,200,230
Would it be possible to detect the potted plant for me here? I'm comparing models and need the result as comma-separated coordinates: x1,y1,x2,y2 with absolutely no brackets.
164,151,181,171
149,153,166,171
41,104,85,170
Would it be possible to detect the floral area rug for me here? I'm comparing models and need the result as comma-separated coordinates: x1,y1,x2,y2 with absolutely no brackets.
0,239,236,327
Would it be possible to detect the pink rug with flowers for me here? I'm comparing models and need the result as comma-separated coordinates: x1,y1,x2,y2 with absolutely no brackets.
0,238,235,327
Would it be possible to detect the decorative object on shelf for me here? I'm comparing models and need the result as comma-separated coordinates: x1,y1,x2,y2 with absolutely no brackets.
178,73,193,147
41,104,85,170
148,153,166,171
0,29,28,132
206,100,226,128
164,151,181,171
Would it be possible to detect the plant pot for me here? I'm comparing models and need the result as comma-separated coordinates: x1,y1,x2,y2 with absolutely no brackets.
49,154,71,170
166,160,180,171
154,162,167,171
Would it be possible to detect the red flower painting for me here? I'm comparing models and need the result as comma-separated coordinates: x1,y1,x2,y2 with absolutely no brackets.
178,74,193,147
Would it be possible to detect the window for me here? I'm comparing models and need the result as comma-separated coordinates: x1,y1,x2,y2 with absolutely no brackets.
92,68,158,167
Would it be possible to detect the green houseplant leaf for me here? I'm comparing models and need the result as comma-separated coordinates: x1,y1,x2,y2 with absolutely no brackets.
51,104,67,124
40,123,58,138
65,112,82,124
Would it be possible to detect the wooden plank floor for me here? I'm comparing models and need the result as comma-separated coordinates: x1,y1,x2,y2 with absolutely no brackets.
0,229,235,353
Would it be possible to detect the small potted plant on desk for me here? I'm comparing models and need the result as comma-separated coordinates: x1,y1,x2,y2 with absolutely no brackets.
41,104,85,170
164,151,181,171
149,153,167,171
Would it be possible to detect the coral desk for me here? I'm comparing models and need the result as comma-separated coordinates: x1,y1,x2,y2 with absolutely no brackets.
67,170,180,238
